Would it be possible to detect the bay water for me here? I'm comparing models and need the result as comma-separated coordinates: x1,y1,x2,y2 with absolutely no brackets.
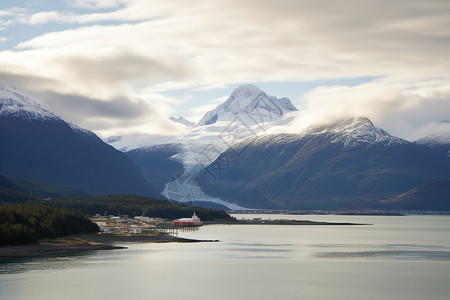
1,214,450,300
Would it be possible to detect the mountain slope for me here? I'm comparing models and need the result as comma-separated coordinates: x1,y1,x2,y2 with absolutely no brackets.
197,117,450,209
414,133,450,161
197,84,297,126
362,178,450,210
0,84,154,196
126,143,184,193
0,174,88,198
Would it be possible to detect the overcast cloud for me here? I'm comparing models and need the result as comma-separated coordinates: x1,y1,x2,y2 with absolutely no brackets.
0,0,449,139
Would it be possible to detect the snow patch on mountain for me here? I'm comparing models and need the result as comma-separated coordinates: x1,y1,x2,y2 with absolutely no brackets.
68,122,96,136
415,133,450,146
0,84,101,138
105,134,180,152
242,117,410,149
197,84,297,126
0,84,58,121
321,117,409,148
161,173,248,210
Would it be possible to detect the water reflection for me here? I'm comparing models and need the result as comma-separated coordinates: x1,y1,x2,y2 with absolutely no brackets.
0,250,114,274
316,250,450,260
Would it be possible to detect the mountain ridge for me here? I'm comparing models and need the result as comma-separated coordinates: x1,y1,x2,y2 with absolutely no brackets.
0,84,154,196
196,117,450,209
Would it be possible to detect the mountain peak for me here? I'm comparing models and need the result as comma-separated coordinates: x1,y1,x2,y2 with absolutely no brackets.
415,133,450,146
229,84,264,99
314,117,408,148
197,85,297,126
0,84,58,121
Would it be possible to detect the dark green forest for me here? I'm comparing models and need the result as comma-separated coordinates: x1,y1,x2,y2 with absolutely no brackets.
0,187,39,204
0,204,99,246
41,194,234,221
1,188,233,247
1,188,233,222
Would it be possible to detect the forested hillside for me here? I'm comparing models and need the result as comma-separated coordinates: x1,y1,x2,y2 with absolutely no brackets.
0,204,99,246
43,194,234,221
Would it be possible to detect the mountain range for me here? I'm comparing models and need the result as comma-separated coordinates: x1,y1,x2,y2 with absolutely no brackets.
1,83,448,210
197,117,450,209
118,85,450,211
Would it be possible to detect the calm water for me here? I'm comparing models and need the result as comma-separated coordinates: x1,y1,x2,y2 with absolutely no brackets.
1,214,450,300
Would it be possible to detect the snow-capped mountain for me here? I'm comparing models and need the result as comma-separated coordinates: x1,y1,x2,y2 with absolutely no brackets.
197,84,297,126
113,85,298,209
0,83,153,196
169,116,195,127
102,84,449,210
257,117,409,148
196,117,450,209
0,84,58,120
414,132,450,160
414,132,450,146
320,117,408,147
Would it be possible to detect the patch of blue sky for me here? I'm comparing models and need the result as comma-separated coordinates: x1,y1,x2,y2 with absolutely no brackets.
0,0,128,50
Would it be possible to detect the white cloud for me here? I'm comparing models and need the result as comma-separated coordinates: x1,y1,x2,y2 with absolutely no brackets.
27,11,76,25
67,0,127,9
269,77,450,140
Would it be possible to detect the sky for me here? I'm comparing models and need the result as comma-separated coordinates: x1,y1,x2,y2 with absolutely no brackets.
0,0,449,140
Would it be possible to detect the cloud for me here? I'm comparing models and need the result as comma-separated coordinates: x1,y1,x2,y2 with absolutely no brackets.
67,0,127,9
268,76,450,140
30,91,184,136
27,11,76,25
0,0,449,138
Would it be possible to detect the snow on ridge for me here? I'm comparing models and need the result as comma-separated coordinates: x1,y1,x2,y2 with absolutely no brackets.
324,117,409,147
106,133,180,152
67,121,96,136
240,117,409,149
133,142,182,153
197,84,297,126
0,83,104,141
415,133,450,145
0,84,58,121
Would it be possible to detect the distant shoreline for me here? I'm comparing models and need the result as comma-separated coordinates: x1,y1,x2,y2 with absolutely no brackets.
207,220,371,225
0,233,218,259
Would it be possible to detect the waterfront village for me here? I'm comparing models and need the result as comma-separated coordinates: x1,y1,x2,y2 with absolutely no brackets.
90,209,450,236
91,215,179,235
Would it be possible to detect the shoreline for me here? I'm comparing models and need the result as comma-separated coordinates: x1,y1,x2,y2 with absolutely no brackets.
207,220,371,225
0,233,218,259
0,219,368,259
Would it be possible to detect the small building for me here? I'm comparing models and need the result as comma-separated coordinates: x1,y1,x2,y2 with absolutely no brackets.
128,227,142,234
